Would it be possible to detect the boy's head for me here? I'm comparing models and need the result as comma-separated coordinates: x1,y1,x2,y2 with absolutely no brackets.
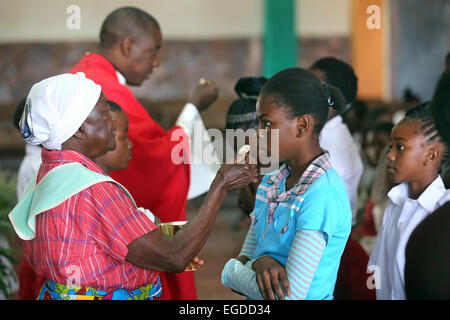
310,57,358,116
97,101,133,173
386,102,448,184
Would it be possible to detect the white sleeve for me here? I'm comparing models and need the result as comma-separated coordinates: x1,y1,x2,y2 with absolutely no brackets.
175,103,200,137
137,207,155,223
175,103,221,200
221,258,263,300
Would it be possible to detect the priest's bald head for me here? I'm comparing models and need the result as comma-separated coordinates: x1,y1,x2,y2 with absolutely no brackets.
97,7,162,86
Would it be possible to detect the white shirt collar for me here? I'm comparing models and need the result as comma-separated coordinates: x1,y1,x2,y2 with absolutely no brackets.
116,70,126,85
323,114,343,129
388,175,447,212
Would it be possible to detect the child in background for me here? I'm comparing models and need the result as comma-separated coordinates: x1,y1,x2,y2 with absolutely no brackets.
309,57,363,226
225,77,267,219
355,122,394,233
100,103,203,270
334,142,398,300
96,102,133,175
404,69,450,299
99,102,204,273
96,101,159,224
222,68,352,300
369,102,450,300
333,123,394,301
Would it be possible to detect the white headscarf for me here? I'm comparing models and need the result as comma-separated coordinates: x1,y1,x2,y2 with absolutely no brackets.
19,72,101,150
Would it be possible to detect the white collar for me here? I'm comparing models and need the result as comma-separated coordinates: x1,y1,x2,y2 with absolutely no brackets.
388,175,447,212
323,114,343,129
116,70,126,85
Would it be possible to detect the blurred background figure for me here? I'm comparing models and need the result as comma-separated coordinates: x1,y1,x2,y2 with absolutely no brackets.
225,76,267,230
309,56,362,226
356,122,394,231
343,99,368,147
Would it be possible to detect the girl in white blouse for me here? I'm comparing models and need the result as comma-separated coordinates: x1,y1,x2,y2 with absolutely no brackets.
368,102,450,300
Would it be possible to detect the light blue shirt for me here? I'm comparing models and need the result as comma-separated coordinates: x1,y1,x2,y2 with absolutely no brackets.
250,167,352,299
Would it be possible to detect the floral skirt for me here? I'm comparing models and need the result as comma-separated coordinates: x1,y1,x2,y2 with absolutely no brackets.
38,278,162,300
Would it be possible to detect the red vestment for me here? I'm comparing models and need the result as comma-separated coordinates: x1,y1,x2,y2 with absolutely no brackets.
70,52,195,300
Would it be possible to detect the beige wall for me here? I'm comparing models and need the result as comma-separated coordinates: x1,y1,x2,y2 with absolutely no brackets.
298,0,350,37
0,0,350,43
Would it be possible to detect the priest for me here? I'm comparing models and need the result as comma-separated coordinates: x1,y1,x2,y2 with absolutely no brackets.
70,7,219,300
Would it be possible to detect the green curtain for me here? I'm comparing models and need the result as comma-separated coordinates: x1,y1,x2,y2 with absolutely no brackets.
263,0,298,78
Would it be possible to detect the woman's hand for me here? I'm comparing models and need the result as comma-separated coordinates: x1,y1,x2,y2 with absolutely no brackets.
252,256,291,300
213,163,258,192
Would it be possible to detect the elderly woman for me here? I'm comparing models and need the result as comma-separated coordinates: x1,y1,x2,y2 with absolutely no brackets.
9,72,257,300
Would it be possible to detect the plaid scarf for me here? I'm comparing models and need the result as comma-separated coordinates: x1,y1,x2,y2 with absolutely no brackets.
262,151,332,237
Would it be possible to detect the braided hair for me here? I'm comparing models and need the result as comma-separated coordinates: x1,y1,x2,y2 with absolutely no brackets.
404,101,449,167
226,77,267,130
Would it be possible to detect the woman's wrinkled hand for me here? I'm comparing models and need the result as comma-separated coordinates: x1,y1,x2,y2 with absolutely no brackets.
213,163,258,192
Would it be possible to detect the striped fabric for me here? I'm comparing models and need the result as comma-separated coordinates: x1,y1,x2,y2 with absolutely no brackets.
285,230,326,299
239,225,257,258
222,229,325,300
221,258,263,300
23,149,159,293
258,152,331,237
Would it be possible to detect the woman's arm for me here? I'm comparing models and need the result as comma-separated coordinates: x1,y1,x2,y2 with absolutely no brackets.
125,164,258,273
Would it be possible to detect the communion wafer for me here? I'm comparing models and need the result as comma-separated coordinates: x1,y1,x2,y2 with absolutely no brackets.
238,144,251,155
